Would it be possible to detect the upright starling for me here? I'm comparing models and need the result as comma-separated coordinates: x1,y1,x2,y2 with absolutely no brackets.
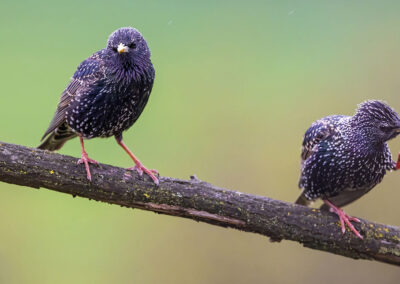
38,27,159,184
295,100,400,238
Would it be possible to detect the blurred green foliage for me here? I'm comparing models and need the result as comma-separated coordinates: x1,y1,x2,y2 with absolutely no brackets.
1,0,400,283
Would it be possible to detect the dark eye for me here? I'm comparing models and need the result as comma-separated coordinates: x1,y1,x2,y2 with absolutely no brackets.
112,47,118,52
128,42,136,49
379,125,392,132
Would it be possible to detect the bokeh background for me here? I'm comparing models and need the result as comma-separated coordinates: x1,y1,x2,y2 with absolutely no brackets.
1,0,400,283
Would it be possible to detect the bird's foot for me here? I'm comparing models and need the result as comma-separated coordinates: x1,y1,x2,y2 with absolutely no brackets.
127,164,159,185
77,152,98,181
324,200,363,239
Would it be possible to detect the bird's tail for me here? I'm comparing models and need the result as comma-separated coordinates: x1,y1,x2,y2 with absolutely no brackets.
38,125,77,151
294,190,311,207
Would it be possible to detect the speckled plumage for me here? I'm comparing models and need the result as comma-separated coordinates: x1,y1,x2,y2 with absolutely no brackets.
296,100,400,209
39,27,154,146
38,27,159,184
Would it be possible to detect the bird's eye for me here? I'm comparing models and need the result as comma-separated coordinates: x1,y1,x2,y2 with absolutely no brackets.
128,42,136,49
112,47,118,52
379,125,392,132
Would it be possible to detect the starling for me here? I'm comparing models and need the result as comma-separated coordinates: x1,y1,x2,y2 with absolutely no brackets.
38,27,159,184
295,100,400,239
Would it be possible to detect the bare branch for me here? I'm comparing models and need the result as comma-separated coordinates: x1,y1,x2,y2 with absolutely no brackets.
0,142,399,266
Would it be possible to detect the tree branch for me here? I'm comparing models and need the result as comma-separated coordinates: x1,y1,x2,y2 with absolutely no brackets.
0,142,399,266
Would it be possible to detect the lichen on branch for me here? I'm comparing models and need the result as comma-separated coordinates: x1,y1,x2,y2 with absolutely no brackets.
0,142,399,266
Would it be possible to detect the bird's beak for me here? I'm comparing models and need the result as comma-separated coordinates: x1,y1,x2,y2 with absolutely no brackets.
394,122,400,133
117,43,129,54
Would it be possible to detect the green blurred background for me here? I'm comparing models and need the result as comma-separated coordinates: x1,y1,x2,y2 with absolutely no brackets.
1,0,400,283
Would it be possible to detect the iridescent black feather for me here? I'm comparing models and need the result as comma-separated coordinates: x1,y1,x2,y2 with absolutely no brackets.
39,27,154,150
296,100,400,209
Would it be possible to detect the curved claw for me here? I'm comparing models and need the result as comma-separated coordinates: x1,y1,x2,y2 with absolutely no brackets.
338,212,363,239
127,164,159,185
324,200,363,239
348,216,361,223
116,139,159,185
77,157,98,165
149,168,159,175
127,165,143,176
77,153,98,181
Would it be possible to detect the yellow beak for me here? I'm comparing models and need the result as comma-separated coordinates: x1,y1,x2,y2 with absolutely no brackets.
117,43,129,54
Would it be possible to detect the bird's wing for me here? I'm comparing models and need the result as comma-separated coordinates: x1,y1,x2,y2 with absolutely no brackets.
300,118,338,163
41,55,104,140
298,116,345,189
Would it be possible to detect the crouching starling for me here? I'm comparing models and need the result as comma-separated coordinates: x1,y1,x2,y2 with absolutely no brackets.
296,100,400,239
38,27,159,185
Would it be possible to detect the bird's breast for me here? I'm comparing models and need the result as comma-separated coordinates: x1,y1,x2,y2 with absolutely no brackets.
66,80,152,139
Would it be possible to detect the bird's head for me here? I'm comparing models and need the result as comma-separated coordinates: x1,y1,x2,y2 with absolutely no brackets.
106,27,151,62
352,100,400,142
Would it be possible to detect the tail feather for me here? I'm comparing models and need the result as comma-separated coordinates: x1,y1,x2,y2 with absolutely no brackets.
319,203,330,211
294,190,311,206
38,123,76,151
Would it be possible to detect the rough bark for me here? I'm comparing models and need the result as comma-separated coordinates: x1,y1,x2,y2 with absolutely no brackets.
0,142,399,266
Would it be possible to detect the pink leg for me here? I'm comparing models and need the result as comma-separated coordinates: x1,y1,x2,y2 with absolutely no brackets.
77,137,98,181
116,138,159,185
323,199,363,239
396,152,400,170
